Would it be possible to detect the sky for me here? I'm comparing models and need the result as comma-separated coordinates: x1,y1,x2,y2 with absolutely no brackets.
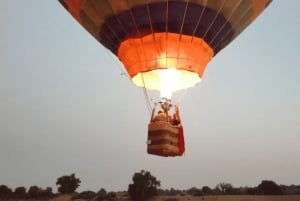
0,0,300,193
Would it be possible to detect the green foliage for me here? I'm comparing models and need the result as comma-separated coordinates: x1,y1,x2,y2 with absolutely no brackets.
56,173,81,194
128,170,160,200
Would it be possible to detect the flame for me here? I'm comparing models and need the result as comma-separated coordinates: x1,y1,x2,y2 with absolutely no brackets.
131,69,201,97
154,68,181,99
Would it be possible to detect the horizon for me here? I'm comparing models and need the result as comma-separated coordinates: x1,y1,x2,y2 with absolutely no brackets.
1,173,299,193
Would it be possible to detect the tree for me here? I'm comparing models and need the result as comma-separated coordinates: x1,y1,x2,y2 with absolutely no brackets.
0,185,12,198
28,186,41,198
167,188,183,196
256,180,282,195
27,186,53,198
106,191,117,201
186,187,203,196
96,188,107,201
73,191,96,200
128,170,160,200
56,173,81,194
14,186,26,198
215,183,233,194
202,186,213,195
39,187,54,198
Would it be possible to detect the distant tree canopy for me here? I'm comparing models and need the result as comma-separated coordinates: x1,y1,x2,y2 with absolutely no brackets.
27,186,53,198
2,174,300,198
215,182,234,194
56,173,81,194
96,188,107,201
202,186,213,195
0,185,53,199
14,186,26,198
128,170,160,200
186,187,203,196
72,190,96,200
0,185,12,198
256,180,282,195
28,186,41,198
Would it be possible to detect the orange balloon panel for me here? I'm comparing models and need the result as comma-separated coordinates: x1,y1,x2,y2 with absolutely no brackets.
63,0,82,22
118,33,214,90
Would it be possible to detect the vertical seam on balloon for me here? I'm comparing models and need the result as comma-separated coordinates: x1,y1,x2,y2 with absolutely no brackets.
87,0,120,52
184,1,207,80
188,0,226,67
90,1,131,84
126,0,153,114
179,1,189,39
103,0,130,52
191,0,207,41
184,1,206,79
212,2,253,52
208,0,242,47
198,0,227,50
175,1,190,73
146,0,155,42
105,0,140,75
146,1,159,70
104,0,152,114
165,0,169,69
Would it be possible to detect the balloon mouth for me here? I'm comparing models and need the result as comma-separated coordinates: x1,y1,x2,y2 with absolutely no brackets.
132,69,201,99
118,32,213,98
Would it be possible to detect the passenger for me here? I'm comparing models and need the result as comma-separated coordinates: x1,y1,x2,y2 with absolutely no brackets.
172,114,181,125
167,115,172,123
172,106,181,126
153,110,167,122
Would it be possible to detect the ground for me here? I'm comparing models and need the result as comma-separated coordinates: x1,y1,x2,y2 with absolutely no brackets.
49,194,300,201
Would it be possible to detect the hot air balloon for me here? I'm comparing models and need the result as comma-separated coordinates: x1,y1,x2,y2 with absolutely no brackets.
58,0,272,157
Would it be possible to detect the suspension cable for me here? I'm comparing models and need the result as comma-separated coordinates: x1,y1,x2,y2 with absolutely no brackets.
104,0,152,115
126,0,153,115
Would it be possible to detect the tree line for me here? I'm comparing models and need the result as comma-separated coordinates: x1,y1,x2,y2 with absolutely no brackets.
1,170,300,200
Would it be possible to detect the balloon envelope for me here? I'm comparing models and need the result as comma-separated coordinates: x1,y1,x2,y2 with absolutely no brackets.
59,0,272,98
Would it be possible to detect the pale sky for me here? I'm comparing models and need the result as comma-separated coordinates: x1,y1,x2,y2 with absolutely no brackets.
0,0,299,193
